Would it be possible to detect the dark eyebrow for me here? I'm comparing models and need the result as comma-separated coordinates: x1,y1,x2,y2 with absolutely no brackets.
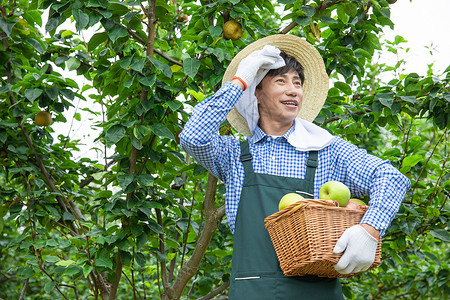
278,73,301,80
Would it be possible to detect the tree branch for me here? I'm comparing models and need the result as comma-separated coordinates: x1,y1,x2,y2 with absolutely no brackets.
196,281,230,300
168,173,220,300
279,0,344,34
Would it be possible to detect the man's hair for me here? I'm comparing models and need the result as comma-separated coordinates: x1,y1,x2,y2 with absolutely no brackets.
256,51,305,89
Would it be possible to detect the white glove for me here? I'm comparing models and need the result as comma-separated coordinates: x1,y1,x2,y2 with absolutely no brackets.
333,225,379,274
234,45,283,88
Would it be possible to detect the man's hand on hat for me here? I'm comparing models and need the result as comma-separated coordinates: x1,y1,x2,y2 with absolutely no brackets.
333,224,380,274
233,45,283,91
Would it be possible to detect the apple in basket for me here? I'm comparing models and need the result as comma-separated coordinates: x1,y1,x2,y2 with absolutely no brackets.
346,198,368,210
278,193,304,211
319,181,351,207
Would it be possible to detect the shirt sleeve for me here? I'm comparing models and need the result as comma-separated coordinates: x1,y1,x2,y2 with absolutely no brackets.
179,82,243,182
331,138,411,237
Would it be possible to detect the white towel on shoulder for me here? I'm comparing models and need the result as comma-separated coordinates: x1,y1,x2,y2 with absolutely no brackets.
288,118,335,151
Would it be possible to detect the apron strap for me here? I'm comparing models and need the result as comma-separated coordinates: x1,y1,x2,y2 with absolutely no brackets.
239,140,254,174
304,151,319,182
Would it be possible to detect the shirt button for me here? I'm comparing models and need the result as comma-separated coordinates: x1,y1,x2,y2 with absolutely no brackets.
207,106,211,111
267,137,271,141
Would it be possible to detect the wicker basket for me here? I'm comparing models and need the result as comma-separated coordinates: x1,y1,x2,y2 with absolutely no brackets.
264,199,382,278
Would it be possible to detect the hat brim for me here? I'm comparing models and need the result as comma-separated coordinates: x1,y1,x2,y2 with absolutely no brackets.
222,34,329,137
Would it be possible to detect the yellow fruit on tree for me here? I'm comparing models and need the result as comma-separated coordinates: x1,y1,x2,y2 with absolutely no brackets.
223,20,244,41
35,111,52,126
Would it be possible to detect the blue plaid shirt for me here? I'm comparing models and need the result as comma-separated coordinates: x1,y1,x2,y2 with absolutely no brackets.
180,82,410,236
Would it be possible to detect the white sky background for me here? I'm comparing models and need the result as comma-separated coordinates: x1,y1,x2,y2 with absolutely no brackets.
50,0,450,159
381,0,450,75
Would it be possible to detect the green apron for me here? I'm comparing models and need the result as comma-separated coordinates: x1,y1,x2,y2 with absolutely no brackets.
228,140,343,300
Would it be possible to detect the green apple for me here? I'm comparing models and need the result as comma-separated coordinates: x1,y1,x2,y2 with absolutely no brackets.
346,198,368,210
279,193,304,211
319,181,351,207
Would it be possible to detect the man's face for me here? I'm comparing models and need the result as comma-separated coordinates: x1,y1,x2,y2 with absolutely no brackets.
255,69,304,128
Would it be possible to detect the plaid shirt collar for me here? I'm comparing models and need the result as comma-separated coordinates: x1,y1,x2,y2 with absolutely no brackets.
248,124,296,144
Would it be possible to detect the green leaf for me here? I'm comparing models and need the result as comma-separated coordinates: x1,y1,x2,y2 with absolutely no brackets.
136,174,154,186
108,25,128,43
56,259,75,266
26,38,44,53
208,25,222,40
193,164,207,175
320,15,337,24
383,148,402,157
64,265,81,276
117,174,134,189
430,229,449,242
72,8,89,31
63,211,76,221
399,218,420,236
45,256,60,263
24,88,42,102
300,5,315,17
88,32,108,51
138,73,156,87
135,252,146,267
147,219,164,234
375,93,394,108
150,123,174,140
354,48,371,59
402,154,422,168
295,16,312,26
129,58,145,72
67,57,81,71
17,266,34,279
167,100,182,111
344,2,358,16
95,256,113,269
336,5,349,24
0,19,15,37
149,57,172,78
46,14,61,32
334,82,352,95
82,264,93,278
119,55,133,69
131,135,143,150
183,58,200,79
24,10,43,27
136,233,147,250
400,96,418,103
117,238,131,251
43,280,56,293
45,87,59,100
105,124,126,146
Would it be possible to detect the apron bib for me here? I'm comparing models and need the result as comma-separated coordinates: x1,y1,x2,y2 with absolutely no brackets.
228,141,343,300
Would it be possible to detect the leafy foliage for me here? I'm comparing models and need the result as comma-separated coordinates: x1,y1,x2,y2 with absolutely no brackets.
0,0,448,299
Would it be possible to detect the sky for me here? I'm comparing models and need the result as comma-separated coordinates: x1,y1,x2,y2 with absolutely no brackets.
48,0,450,159
382,0,450,75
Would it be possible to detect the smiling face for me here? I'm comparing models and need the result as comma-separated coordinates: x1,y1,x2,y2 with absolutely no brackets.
255,69,304,135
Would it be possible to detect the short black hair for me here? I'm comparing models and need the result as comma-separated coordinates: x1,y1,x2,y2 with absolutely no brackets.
256,51,305,89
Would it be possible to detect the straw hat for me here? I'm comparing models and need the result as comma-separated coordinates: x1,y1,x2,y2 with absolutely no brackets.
222,34,329,137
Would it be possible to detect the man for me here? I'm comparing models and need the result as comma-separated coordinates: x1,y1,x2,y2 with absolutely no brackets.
180,35,410,299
